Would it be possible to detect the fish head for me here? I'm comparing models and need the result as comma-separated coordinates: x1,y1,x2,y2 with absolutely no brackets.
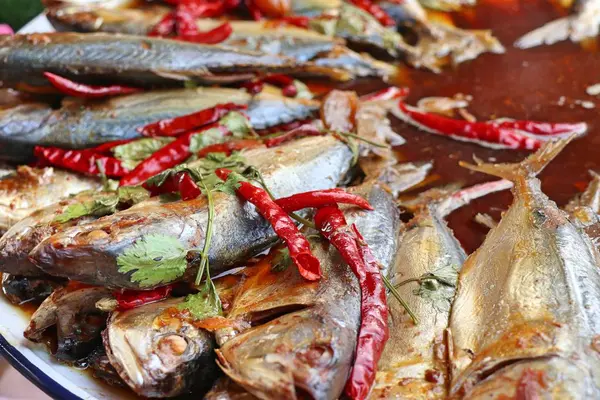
104,297,217,397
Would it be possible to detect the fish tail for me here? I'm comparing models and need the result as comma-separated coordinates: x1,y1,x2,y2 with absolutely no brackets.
589,169,600,180
459,136,575,181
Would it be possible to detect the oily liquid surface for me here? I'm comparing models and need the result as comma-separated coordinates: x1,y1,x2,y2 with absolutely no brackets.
348,0,600,253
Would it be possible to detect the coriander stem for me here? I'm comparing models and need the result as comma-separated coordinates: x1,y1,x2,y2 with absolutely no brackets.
195,177,214,286
382,274,419,325
339,132,389,148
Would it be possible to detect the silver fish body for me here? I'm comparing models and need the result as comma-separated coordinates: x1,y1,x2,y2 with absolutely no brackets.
0,33,295,90
0,166,100,234
370,180,511,399
0,88,319,162
216,180,401,400
448,139,600,398
30,136,353,289
24,284,112,361
103,297,217,397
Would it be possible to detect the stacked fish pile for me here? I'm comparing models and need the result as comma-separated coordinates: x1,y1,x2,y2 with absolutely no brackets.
0,0,599,399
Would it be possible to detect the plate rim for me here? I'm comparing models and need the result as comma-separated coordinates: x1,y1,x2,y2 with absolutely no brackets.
0,334,82,400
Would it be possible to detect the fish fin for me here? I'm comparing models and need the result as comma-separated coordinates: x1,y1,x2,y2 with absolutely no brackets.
459,136,575,182
589,170,600,180
514,16,572,49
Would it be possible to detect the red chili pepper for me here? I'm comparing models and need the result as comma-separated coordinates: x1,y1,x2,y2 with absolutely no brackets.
183,0,240,18
92,138,138,154
143,171,202,200
245,0,263,20
121,124,222,186
114,285,173,310
314,206,388,400
149,12,176,36
348,0,395,26
175,2,201,36
262,74,294,86
176,22,233,44
216,168,321,280
396,101,586,150
262,124,324,147
33,146,129,178
43,72,142,99
241,79,265,95
275,189,373,212
360,86,409,102
138,103,246,137
196,139,262,157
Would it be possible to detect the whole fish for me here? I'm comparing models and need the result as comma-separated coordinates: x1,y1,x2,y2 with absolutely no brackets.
0,88,319,162
30,135,354,289
515,0,600,48
369,179,511,399
103,297,218,397
24,284,112,362
0,166,100,232
448,138,600,398
379,0,504,71
44,3,394,81
0,33,295,90
216,179,401,400
85,345,126,388
0,191,113,277
1,273,64,305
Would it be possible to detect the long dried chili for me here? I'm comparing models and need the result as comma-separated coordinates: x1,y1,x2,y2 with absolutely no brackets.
148,12,176,36
143,171,202,200
395,101,587,150
114,285,173,310
215,168,321,280
92,138,138,154
121,124,220,186
33,146,129,178
360,86,409,102
275,189,373,212
348,0,395,26
262,124,324,147
43,72,142,98
176,22,233,44
314,205,388,400
138,103,246,137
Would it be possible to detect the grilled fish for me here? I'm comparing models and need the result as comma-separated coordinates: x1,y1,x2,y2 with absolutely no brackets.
515,0,600,49
0,88,319,162
103,297,218,397
0,190,113,277
0,166,100,232
24,284,112,361
448,138,600,398
216,179,401,400
379,0,504,71
30,135,354,289
1,273,64,305
369,179,511,399
0,33,295,90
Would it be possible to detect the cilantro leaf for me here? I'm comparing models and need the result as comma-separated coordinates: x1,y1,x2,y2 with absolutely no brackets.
54,193,119,223
188,128,228,153
113,137,173,170
219,112,252,138
117,186,150,205
178,279,222,320
117,234,188,287
271,248,292,272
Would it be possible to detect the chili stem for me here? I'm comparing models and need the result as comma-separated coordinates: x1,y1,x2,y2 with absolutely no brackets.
382,274,418,324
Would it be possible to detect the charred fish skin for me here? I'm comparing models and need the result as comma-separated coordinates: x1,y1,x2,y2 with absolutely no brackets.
0,89,318,161
1,273,64,305
216,181,401,400
30,136,354,289
0,166,100,234
448,139,600,398
369,180,512,399
0,33,296,89
24,285,112,362
103,297,218,398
